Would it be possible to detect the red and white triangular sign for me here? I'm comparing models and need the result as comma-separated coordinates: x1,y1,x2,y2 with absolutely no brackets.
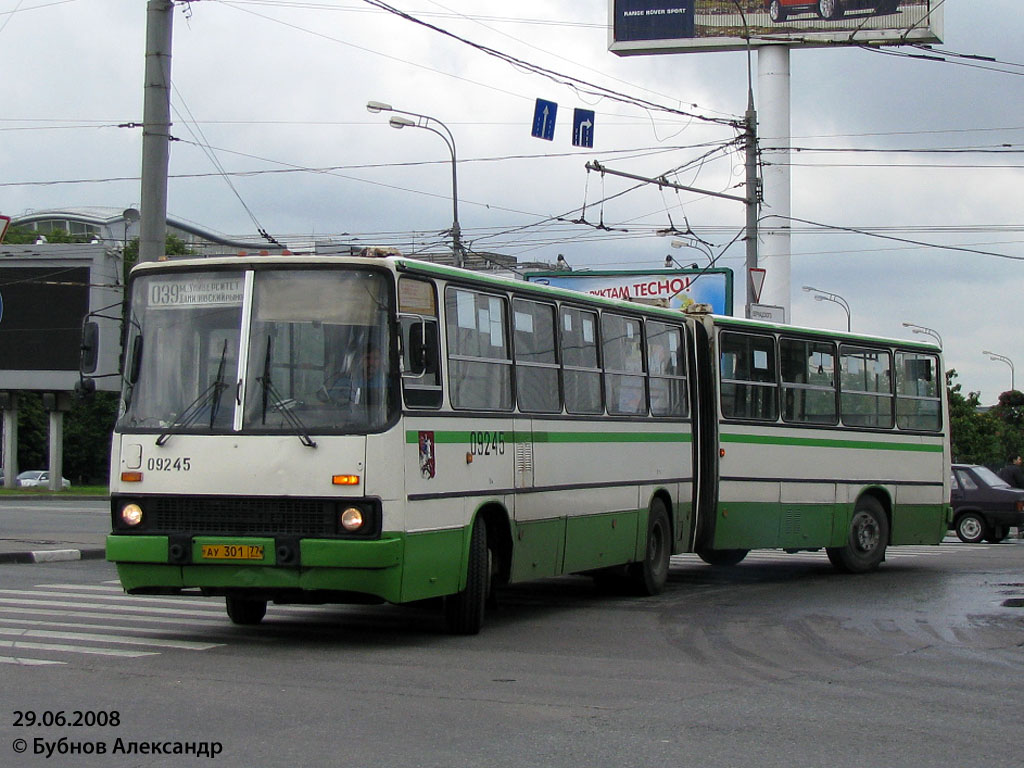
749,267,766,304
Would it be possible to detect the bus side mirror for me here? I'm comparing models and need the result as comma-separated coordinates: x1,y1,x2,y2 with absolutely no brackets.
80,321,99,374
408,321,438,376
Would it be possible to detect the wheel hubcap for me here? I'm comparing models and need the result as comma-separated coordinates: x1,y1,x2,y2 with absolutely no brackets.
852,511,879,552
960,518,981,539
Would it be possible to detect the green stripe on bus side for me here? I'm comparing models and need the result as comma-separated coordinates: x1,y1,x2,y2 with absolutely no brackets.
405,430,692,444
719,432,944,453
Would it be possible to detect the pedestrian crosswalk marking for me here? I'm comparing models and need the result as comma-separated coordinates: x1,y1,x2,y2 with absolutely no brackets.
0,605,226,626
0,639,157,658
0,626,222,651
0,655,65,666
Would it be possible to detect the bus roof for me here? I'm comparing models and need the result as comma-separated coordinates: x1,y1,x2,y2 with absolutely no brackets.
127,253,940,352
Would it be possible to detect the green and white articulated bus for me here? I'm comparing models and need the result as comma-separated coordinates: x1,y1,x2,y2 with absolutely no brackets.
103,253,949,633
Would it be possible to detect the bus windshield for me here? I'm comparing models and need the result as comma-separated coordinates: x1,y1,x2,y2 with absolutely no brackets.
117,267,395,436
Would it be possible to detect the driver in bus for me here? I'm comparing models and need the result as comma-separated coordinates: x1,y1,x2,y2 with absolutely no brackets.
319,347,386,408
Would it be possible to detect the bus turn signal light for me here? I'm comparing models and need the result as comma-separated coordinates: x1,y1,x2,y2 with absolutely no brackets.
332,474,360,486
121,471,143,483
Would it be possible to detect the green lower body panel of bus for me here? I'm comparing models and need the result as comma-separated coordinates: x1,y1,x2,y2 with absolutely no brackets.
107,530,466,605
710,502,948,551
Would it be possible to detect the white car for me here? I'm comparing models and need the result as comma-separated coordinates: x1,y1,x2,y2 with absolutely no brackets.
16,470,71,489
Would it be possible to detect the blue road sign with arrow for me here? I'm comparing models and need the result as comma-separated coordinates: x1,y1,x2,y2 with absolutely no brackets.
572,109,595,148
532,98,557,141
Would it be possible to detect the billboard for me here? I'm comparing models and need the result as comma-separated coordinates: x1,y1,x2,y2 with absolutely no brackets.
610,1,943,54
0,244,122,392
526,268,734,316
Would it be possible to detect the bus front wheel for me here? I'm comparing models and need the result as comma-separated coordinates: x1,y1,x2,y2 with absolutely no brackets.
628,500,671,595
444,519,489,635
225,595,267,625
827,497,889,573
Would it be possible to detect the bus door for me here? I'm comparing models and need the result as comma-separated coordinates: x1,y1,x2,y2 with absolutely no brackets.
687,316,720,552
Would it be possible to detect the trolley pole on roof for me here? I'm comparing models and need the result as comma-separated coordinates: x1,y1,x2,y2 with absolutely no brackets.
139,0,174,264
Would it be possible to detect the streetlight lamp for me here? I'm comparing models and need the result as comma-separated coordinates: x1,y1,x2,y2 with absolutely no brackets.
801,285,851,332
367,100,463,268
901,322,943,347
982,350,1015,392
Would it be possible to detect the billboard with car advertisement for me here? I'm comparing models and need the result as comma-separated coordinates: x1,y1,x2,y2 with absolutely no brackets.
526,268,734,316
610,1,943,54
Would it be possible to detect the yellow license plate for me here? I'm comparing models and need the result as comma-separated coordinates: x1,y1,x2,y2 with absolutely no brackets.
200,544,265,561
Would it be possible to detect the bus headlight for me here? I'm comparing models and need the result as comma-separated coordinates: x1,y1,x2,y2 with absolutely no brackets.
340,507,364,532
120,503,144,527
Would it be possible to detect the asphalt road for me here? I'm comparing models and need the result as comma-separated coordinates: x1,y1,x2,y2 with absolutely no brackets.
0,530,1022,767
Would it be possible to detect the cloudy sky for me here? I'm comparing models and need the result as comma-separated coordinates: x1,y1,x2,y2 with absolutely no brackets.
1,0,1021,402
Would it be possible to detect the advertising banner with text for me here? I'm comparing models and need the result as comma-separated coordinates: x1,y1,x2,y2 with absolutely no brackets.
526,268,733,316
610,1,942,54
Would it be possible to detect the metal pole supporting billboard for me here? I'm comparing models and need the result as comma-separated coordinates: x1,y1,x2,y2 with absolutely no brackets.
1,395,17,489
756,46,791,314
139,0,174,264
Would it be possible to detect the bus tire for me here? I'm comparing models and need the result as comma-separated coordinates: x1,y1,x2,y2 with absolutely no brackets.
628,500,671,595
696,548,748,567
827,496,889,573
226,595,267,625
444,519,488,635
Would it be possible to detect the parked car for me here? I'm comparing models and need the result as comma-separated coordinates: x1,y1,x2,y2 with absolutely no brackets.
950,464,1024,543
766,0,899,23
16,470,71,490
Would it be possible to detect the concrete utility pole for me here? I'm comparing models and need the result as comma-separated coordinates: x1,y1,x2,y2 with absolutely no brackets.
139,0,174,263
744,89,760,319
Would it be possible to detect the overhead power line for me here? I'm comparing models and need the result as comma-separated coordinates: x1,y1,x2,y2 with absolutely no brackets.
357,0,741,127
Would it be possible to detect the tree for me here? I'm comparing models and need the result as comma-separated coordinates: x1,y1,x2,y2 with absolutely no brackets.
989,389,1024,464
121,234,195,282
3,226,94,245
946,369,1002,466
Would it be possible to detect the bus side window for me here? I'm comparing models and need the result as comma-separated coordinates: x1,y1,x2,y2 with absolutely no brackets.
513,298,560,413
560,306,602,415
602,313,646,416
444,288,513,411
840,346,893,429
720,331,778,421
647,321,687,417
895,351,941,431
399,277,442,409
780,337,837,425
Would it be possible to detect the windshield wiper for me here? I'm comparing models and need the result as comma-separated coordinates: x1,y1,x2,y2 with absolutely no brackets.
156,339,231,446
257,337,317,449
208,338,230,429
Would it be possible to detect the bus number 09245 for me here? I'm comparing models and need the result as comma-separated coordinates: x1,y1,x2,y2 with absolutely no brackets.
469,431,505,456
146,457,192,472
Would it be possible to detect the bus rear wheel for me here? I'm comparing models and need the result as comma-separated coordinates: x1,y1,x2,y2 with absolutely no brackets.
628,500,671,595
444,519,489,635
827,497,888,573
225,595,267,625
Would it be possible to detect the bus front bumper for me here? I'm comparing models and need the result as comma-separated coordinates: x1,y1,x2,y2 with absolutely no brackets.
107,534,405,603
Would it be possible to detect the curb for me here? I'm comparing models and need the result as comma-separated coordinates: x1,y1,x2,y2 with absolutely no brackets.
0,547,106,565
